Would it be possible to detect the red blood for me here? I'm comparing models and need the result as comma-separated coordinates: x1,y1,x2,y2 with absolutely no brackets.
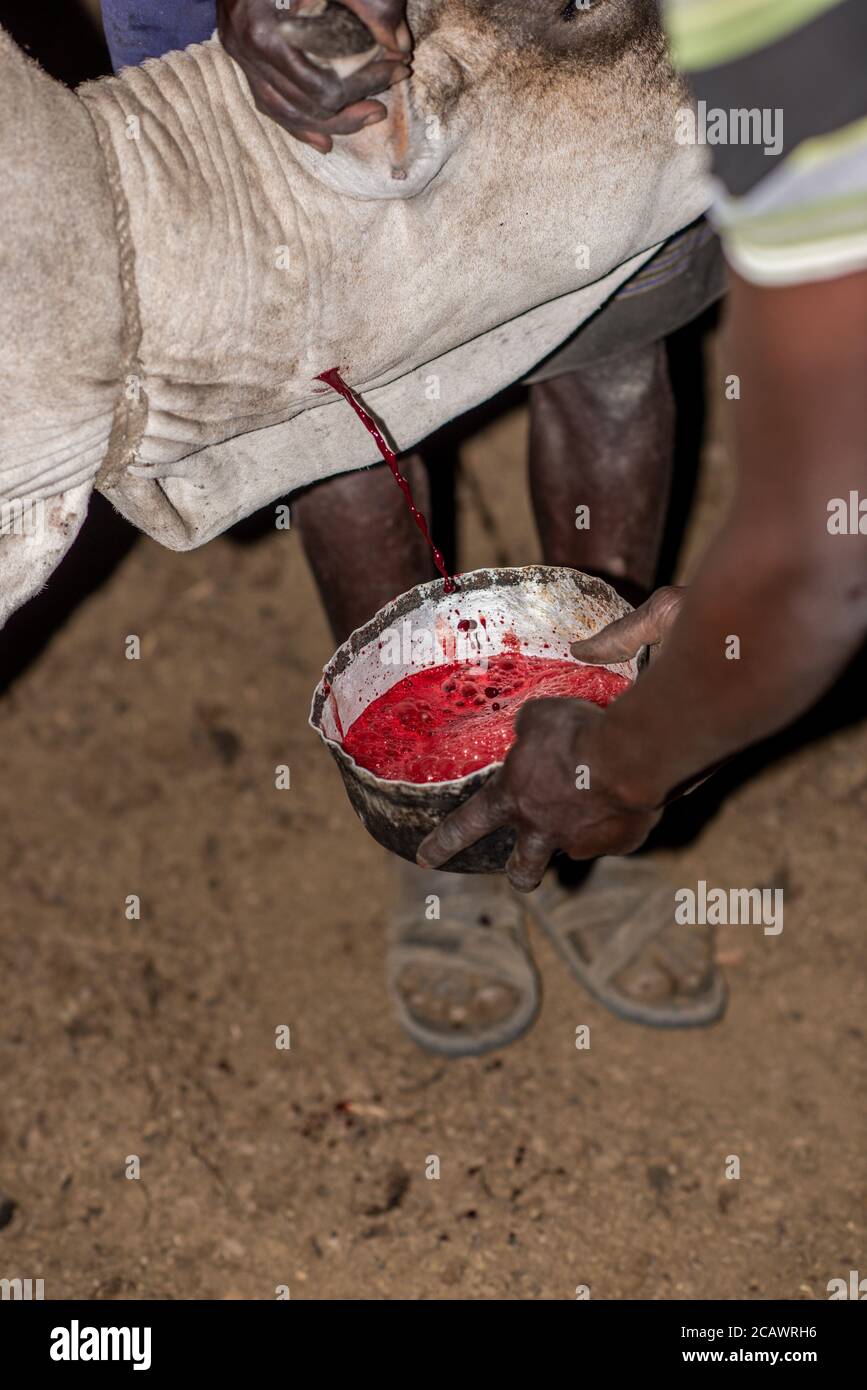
316,368,455,593
343,651,629,783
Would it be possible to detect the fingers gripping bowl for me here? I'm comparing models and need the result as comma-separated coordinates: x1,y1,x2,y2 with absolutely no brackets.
309,566,639,873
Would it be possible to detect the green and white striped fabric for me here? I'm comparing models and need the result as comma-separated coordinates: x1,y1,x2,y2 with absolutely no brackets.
665,0,843,70
664,0,867,285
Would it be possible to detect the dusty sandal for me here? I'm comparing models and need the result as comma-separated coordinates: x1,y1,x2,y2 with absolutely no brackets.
388,863,540,1057
525,856,726,1028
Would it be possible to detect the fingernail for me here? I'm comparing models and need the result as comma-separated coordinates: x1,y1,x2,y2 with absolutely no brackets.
390,64,411,84
363,110,387,127
395,22,413,52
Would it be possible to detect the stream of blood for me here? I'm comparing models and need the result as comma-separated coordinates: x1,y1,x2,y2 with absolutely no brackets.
317,369,454,592
317,369,628,783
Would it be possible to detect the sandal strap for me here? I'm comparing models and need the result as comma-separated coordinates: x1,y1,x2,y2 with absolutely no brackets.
390,902,533,988
581,885,676,987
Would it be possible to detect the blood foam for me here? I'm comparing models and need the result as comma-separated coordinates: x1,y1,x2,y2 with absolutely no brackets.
343,651,628,783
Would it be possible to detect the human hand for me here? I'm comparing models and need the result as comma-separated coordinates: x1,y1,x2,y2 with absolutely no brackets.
416,589,687,889
417,696,659,892
217,0,412,152
569,585,686,665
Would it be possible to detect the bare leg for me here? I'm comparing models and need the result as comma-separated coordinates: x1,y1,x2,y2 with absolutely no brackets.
526,342,722,1023
294,454,435,645
529,342,674,606
296,451,538,1055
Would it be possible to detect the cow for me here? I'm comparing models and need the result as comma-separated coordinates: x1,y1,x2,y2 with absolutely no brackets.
0,0,709,628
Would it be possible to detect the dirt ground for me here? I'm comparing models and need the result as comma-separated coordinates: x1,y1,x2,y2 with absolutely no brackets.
1,0,865,1305
1,336,865,1299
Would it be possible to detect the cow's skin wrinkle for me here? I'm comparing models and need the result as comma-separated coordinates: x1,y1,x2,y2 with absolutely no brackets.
0,1,709,628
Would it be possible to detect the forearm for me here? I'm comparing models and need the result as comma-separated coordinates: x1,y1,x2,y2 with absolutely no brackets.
594,516,867,809
591,270,867,810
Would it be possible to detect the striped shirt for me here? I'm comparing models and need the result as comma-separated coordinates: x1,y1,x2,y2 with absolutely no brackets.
664,0,867,284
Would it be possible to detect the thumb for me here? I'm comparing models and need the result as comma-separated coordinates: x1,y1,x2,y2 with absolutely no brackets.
571,586,686,664
340,2,412,54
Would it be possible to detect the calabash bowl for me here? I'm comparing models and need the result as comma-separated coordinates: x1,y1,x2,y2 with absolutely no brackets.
309,565,637,873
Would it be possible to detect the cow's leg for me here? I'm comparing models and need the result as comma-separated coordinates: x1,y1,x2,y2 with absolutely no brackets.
294,453,435,645
524,344,723,1026
529,341,673,606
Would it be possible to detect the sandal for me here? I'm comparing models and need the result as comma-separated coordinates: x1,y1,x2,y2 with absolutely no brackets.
388,861,541,1056
524,856,726,1027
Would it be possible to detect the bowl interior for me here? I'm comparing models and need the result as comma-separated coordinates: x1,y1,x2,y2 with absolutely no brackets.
311,566,638,783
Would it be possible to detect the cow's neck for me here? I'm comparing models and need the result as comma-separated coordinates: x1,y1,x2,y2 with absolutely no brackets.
80,36,706,468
